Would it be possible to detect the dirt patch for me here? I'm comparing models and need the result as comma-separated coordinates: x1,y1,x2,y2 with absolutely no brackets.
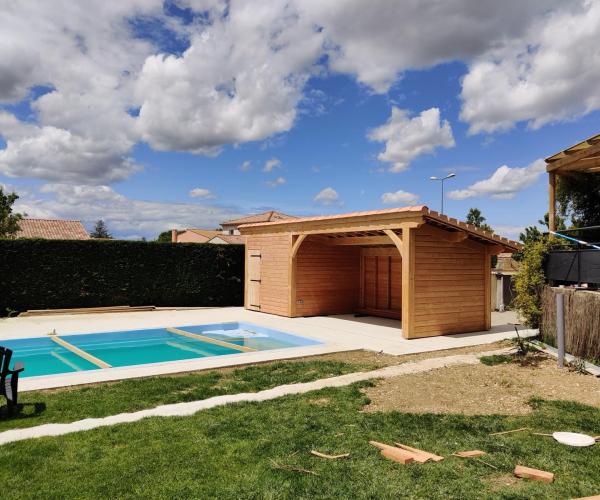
308,397,331,406
484,473,521,491
362,354,600,415
309,340,512,368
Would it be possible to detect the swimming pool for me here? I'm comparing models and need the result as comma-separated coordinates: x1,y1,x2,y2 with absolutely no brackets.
1,322,321,378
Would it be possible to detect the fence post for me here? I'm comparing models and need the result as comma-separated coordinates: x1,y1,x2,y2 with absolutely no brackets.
556,292,565,368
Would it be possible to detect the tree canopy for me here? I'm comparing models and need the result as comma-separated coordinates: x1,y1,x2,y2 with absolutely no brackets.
465,207,492,232
156,230,172,243
0,187,23,238
90,219,112,239
557,173,600,228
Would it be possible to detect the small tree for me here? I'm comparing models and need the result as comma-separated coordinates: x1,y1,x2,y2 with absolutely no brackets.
156,230,172,243
513,237,553,328
90,219,112,239
0,187,23,238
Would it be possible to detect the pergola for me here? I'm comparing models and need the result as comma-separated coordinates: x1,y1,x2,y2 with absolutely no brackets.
546,133,600,231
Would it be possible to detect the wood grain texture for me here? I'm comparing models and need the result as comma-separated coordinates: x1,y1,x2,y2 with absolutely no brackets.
245,234,291,316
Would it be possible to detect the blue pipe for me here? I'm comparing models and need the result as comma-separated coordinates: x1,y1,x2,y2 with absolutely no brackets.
549,230,600,251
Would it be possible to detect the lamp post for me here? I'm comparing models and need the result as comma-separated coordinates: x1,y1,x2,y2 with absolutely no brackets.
429,173,455,214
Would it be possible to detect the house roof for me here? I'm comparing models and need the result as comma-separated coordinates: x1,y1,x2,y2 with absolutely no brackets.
207,234,246,244
182,229,222,238
239,205,522,251
221,210,296,226
16,218,90,240
546,132,600,173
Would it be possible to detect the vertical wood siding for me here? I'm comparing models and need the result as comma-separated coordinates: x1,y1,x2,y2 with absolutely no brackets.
412,226,487,337
294,240,360,316
245,234,291,316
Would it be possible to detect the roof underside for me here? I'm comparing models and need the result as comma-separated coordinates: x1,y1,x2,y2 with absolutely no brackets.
239,205,521,251
546,133,600,174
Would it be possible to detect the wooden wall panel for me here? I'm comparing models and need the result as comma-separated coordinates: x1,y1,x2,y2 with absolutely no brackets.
411,225,487,337
245,234,291,316
294,240,360,316
358,247,402,318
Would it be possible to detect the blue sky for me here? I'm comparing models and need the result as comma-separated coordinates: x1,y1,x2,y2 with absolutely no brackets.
1,1,599,239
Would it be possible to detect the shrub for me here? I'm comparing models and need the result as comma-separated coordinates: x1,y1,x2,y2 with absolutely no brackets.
0,239,244,315
513,237,553,328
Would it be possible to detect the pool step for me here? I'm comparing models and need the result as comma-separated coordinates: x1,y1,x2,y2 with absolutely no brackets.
166,327,256,353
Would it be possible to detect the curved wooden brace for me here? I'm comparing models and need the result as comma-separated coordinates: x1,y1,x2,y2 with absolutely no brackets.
383,229,404,259
291,234,307,258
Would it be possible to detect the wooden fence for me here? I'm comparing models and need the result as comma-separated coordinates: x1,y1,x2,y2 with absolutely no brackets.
540,286,600,362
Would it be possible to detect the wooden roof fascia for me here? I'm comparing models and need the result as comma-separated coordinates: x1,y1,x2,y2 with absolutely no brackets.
240,212,426,235
546,139,600,172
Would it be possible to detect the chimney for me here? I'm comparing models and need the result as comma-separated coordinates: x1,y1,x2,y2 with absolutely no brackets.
171,229,178,243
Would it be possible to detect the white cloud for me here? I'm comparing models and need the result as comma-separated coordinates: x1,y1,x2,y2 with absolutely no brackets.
494,225,526,239
266,176,286,188
381,190,420,205
368,107,454,172
299,0,562,93
262,158,281,173
314,187,340,205
461,1,600,134
240,160,252,172
189,187,215,199
447,159,546,200
0,111,140,183
135,1,323,153
15,183,240,239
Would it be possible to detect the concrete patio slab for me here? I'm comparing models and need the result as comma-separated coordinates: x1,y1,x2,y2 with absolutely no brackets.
0,307,536,391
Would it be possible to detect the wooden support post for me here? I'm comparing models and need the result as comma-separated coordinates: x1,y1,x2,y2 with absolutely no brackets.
289,234,307,317
401,225,416,338
484,246,492,330
549,172,556,232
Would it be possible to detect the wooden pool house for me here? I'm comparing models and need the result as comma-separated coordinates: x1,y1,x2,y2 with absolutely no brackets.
238,206,521,339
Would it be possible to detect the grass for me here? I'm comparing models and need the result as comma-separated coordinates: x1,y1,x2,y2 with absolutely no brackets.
0,359,375,432
1,383,599,499
480,354,513,366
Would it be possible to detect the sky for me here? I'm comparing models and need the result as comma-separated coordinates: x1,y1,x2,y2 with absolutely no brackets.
1,0,599,240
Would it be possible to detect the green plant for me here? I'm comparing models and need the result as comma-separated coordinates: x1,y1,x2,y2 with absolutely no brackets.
479,354,512,366
0,187,23,238
513,237,554,328
0,239,244,315
568,357,588,375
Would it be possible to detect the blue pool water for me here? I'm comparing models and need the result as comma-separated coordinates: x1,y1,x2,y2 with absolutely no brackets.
1,322,321,378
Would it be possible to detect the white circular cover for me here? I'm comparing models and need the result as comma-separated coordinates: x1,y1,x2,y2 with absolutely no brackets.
552,432,596,447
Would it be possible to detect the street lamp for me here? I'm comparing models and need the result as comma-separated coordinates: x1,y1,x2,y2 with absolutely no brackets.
429,173,456,215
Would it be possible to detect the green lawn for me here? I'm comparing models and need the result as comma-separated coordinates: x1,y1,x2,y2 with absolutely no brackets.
1,382,599,499
0,359,374,432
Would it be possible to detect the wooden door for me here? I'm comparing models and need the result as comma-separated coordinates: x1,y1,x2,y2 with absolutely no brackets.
247,250,261,310
359,248,401,318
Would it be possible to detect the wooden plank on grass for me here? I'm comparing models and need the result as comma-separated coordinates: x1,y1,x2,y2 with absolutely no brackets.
395,442,444,462
514,465,554,483
453,450,487,458
166,327,256,353
310,450,350,460
380,448,414,464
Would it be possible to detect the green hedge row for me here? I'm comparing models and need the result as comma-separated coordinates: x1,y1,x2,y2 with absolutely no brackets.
0,239,245,316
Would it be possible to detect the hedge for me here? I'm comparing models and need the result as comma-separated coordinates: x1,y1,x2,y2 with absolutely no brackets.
0,239,244,316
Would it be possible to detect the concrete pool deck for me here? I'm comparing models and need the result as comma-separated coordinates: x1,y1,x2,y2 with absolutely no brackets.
0,307,536,391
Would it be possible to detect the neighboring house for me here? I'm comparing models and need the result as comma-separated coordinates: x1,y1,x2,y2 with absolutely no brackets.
491,252,520,311
207,234,246,245
171,211,295,244
171,229,221,243
15,218,90,240
220,211,295,236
